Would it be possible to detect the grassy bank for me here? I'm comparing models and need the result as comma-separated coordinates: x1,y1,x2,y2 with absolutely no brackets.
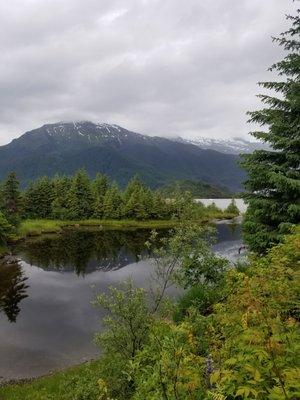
16,219,179,238
15,213,237,239
0,360,101,400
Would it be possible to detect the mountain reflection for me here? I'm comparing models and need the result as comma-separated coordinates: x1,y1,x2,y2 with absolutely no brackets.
14,229,166,276
0,259,28,323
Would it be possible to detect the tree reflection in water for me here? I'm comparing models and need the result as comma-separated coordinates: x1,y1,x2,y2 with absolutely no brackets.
0,260,28,322
14,229,168,276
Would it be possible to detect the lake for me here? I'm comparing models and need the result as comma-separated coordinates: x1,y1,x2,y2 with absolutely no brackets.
0,222,243,382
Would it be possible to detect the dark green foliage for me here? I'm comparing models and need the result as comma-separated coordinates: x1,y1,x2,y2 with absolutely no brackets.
173,284,222,322
102,183,123,219
161,179,232,198
0,170,235,223
0,172,22,225
205,201,222,214
0,260,28,323
92,173,109,218
168,187,205,220
51,175,72,220
0,212,12,245
151,191,168,219
24,176,55,219
241,10,300,253
67,170,94,219
123,177,154,220
224,198,240,216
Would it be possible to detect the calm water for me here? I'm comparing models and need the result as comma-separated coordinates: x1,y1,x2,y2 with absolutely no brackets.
0,223,243,381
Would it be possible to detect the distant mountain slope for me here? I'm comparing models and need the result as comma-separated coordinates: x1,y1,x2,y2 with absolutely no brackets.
174,136,269,154
160,180,232,198
0,122,246,191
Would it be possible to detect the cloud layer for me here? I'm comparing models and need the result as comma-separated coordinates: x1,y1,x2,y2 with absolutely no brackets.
0,0,297,144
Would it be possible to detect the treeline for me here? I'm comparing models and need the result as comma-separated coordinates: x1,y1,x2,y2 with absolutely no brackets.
0,170,239,227
161,179,232,198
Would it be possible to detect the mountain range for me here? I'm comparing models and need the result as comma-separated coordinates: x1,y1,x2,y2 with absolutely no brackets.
0,121,246,191
174,136,269,154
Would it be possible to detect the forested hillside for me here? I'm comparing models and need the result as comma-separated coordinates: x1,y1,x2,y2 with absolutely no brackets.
161,179,232,198
0,122,245,191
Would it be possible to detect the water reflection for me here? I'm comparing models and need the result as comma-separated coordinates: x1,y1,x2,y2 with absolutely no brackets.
0,223,243,381
0,260,28,322
14,229,163,275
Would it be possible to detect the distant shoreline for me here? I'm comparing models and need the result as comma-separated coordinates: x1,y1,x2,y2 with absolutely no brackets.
15,214,238,239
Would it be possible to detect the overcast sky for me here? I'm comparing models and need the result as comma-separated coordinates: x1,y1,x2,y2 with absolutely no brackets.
0,0,297,145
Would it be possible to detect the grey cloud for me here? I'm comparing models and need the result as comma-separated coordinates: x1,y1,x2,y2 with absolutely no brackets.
0,0,297,144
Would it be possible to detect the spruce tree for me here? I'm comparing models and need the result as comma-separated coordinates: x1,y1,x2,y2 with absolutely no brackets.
225,199,240,216
92,173,109,218
0,212,12,245
241,9,300,253
124,187,151,220
123,177,152,220
24,177,55,218
92,173,109,198
1,172,22,225
51,175,72,219
151,191,168,219
67,169,93,220
102,183,123,219
123,176,144,204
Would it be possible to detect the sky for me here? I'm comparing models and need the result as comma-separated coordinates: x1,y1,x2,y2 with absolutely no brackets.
0,0,297,145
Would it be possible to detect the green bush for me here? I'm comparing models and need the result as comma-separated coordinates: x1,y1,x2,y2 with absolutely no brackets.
224,199,239,216
173,284,222,322
0,211,12,245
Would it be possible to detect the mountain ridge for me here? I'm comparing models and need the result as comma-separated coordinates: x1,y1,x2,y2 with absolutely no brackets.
0,122,246,191
173,136,269,154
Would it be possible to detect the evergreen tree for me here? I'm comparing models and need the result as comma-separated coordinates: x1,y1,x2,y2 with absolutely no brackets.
24,177,55,218
225,199,240,216
67,169,94,219
0,212,12,245
123,175,144,204
102,183,123,219
241,9,300,253
124,187,152,220
51,175,72,219
123,177,153,220
92,173,109,218
92,173,109,198
170,186,196,220
138,187,153,220
1,172,22,225
151,191,168,219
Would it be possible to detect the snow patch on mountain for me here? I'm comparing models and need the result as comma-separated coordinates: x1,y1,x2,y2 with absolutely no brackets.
173,136,269,154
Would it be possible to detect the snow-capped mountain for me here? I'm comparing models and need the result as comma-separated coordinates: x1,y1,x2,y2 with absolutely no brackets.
0,121,246,191
13,121,152,150
174,136,269,155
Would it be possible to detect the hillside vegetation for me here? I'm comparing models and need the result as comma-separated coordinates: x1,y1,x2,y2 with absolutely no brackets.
160,179,232,198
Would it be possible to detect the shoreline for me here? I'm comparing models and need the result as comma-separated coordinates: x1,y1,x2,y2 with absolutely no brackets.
1,214,240,259
11,214,238,241
0,358,100,387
